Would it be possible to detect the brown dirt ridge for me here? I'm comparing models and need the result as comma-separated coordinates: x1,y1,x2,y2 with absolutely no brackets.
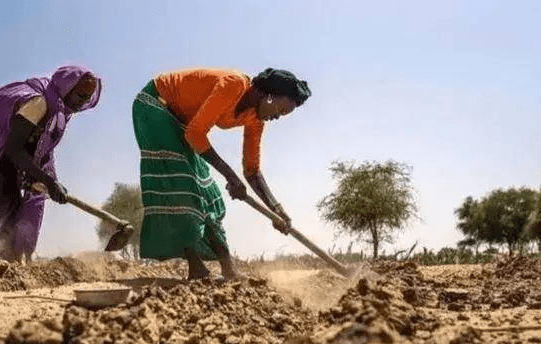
1,253,541,343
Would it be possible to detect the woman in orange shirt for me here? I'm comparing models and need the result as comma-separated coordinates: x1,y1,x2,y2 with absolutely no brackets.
132,68,311,280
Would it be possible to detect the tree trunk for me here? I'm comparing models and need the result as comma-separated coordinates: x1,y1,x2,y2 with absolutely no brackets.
370,224,379,259
507,240,513,256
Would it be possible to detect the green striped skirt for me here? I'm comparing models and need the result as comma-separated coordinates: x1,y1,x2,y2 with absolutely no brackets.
132,81,227,261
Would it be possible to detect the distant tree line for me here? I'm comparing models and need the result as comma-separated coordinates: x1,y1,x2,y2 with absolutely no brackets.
455,186,541,253
318,159,541,258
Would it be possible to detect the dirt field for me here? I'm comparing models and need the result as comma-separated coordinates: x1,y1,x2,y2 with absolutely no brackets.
1,253,541,343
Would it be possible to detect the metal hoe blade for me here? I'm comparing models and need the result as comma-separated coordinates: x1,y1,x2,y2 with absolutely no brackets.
64,194,135,252
105,224,135,252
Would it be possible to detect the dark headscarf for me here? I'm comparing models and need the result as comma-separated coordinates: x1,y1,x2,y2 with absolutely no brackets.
252,68,311,106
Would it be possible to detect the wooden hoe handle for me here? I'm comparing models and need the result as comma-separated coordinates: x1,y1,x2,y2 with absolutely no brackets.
66,194,128,229
243,195,351,277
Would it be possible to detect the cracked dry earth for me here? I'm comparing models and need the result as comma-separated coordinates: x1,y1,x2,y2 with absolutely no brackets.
1,253,541,343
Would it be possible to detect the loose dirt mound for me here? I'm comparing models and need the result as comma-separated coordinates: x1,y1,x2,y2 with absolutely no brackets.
370,258,541,312
0,253,189,292
312,274,419,343
3,255,541,343
493,255,541,279
6,278,316,344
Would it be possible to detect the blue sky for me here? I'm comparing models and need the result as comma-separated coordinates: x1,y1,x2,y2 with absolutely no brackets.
1,0,540,259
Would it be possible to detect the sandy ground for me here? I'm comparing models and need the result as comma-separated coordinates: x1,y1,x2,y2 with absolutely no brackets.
1,253,541,343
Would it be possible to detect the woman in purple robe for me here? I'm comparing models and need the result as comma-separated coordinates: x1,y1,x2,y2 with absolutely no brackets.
0,65,101,263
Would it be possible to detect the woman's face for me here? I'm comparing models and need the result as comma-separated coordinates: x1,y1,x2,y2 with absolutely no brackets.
64,75,97,112
257,95,297,121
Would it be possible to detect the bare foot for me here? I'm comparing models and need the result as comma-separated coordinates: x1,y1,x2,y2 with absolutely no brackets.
0,247,17,263
222,270,248,281
220,262,248,281
219,255,247,281
185,247,210,280
188,266,211,280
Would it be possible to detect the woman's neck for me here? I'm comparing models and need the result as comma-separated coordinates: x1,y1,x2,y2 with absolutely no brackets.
235,86,262,116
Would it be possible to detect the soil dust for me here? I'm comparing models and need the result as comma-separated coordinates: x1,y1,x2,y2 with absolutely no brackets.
1,253,541,343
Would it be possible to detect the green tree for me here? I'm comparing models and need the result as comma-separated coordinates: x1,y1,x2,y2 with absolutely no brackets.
455,196,489,248
521,189,541,251
317,160,419,258
96,183,143,259
483,188,537,251
455,187,538,252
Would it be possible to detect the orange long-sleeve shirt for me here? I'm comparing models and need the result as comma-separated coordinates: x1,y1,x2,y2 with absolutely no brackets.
154,69,265,176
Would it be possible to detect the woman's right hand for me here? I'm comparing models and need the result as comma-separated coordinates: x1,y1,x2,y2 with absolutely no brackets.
47,181,68,204
200,147,247,200
226,178,247,200
272,218,290,235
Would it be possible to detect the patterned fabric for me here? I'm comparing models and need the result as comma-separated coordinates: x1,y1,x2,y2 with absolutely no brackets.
133,80,228,261
0,65,101,260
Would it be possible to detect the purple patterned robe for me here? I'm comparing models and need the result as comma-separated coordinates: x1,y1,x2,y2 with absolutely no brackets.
0,65,101,261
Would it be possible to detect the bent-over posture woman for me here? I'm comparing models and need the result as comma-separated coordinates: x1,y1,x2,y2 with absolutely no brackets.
0,66,102,263
132,67,311,279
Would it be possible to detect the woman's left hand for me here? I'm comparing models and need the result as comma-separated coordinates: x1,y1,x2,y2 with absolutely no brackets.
272,204,291,234
274,204,291,224
30,182,47,195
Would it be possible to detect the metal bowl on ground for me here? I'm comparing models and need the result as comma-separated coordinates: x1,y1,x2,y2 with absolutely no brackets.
73,287,132,308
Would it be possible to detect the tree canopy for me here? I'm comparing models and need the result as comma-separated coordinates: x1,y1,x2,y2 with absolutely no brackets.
317,160,419,258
